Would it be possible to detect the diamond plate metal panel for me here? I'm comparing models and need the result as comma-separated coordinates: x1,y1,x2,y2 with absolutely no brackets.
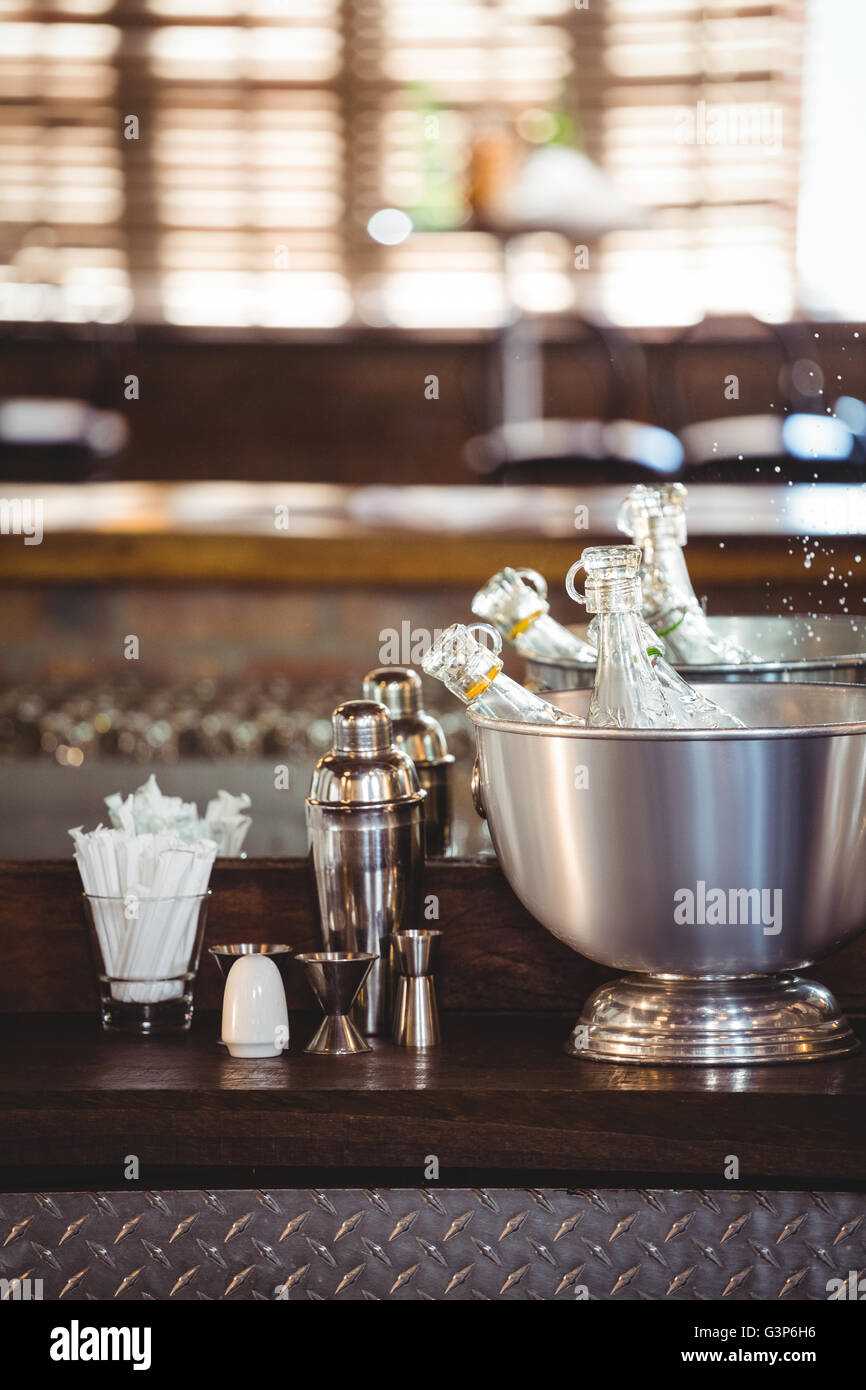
0,1189,864,1300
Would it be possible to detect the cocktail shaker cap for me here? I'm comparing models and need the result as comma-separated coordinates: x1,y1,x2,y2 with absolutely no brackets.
363,666,421,716
307,699,426,807
362,667,453,767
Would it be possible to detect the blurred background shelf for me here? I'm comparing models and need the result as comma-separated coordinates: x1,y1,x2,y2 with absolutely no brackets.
1,481,864,588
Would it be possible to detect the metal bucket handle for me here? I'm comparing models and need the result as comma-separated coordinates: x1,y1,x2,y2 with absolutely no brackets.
470,757,487,820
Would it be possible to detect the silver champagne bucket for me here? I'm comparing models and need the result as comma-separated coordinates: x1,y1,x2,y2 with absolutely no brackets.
470,681,866,1065
523,614,866,692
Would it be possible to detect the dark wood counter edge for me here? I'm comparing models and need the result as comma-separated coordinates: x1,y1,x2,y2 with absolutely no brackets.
4,857,866,1017
1,1013,865,1183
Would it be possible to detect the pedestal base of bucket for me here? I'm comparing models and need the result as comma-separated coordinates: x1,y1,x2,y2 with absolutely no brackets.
568,972,859,1065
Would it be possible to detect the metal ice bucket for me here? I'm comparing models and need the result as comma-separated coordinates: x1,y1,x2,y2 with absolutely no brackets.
470,682,866,1065
523,615,866,692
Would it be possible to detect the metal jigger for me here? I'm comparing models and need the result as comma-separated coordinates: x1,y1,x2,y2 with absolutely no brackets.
390,930,442,1047
296,952,378,1055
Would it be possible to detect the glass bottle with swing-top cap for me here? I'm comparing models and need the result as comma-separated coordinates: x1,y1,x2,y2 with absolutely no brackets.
471,566,596,663
618,483,757,665
566,546,744,730
421,622,583,725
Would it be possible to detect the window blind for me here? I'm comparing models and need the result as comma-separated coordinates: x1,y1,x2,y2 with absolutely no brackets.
0,0,808,328
599,0,804,326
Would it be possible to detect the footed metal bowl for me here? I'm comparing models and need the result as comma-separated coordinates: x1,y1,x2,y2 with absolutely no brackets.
470,682,866,1065
523,614,866,691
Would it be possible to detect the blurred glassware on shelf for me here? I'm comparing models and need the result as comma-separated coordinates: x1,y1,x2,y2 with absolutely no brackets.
0,674,484,765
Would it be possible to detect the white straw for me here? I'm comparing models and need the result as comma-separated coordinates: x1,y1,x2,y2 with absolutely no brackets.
72,773,245,1008
71,821,217,1004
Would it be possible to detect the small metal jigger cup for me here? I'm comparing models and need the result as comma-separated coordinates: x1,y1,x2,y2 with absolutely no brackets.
390,930,442,1047
297,952,378,1055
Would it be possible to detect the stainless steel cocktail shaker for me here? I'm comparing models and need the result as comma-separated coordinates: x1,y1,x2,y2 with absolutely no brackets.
306,700,426,1035
362,667,454,855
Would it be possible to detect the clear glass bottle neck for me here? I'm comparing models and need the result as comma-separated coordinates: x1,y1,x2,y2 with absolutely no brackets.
594,611,658,668
446,655,504,703
640,525,699,606
585,575,644,615
422,624,505,703
472,569,550,641
469,669,578,724
590,612,673,728
510,611,594,660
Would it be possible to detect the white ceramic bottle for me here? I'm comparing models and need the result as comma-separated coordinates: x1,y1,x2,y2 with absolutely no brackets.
221,954,289,1058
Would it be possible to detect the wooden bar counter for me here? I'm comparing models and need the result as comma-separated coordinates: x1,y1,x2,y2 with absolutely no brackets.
2,860,866,1304
1,859,866,1187
1,1010,865,1183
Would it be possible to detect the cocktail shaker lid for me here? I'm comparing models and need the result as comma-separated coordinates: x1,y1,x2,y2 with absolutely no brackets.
362,667,453,766
307,699,425,806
